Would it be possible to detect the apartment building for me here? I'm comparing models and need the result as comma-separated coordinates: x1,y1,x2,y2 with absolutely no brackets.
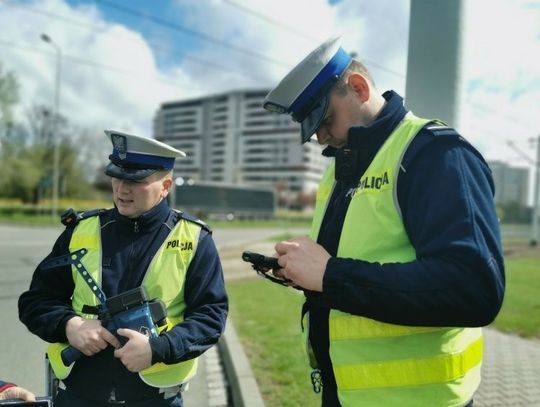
487,160,529,207
153,89,328,208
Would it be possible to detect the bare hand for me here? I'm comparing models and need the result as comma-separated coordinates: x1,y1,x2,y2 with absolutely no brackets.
66,316,122,356
274,236,331,292
114,328,153,372
0,386,36,401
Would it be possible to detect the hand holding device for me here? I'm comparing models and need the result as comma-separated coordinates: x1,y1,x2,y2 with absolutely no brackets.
241,251,301,290
61,287,167,366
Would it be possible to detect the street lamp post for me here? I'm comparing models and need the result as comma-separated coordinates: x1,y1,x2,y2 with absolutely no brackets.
40,33,61,218
531,135,540,247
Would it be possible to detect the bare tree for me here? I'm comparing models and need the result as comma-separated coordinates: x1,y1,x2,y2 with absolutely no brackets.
0,63,19,139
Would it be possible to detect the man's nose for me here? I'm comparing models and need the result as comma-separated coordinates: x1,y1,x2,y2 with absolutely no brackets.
316,127,328,145
117,180,130,191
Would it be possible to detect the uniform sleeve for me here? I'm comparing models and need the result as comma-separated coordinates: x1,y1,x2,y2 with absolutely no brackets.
322,135,505,327
149,230,228,364
18,227,77,343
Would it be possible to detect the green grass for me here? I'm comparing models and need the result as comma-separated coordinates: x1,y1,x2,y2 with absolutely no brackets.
0,212,61,226
265,232,298,242
0,199,112,226
226,280,320,407
208,218,310,229
492,256,540,337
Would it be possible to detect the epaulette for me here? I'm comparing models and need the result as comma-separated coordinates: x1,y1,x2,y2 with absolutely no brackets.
60,208,106,227
425,122,473,149
424,121,462,138
173,209,212,233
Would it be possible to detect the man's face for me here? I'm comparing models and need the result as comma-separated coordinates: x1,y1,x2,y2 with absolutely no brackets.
111,173,171,218
314,86,364,149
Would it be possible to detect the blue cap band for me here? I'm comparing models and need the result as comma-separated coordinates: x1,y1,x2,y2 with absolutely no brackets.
288,47,352,115
111,148,175,169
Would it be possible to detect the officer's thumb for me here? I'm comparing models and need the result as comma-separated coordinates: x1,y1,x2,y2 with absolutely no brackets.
116,328,132,339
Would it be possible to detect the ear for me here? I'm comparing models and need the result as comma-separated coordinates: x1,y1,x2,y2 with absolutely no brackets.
161,177,173,198
347,73,370,103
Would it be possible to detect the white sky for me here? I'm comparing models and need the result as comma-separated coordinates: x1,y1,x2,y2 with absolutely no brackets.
0,0,539,189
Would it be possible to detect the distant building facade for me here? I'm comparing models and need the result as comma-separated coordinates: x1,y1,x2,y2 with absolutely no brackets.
153,89,328,208
487,160,529,206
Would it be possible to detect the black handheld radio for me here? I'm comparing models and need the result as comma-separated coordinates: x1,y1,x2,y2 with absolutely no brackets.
241,251,301,290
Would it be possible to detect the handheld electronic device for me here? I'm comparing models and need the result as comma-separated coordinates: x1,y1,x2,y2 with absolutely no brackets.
241,251,301,290
60,286,167,366
241,251,280,270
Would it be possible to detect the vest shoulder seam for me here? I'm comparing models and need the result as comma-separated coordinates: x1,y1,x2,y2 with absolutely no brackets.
173,209,212,233
61,208,108,227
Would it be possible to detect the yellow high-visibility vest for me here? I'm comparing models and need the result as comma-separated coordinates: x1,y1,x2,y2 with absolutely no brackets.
47,214,200,388
309,113,482,406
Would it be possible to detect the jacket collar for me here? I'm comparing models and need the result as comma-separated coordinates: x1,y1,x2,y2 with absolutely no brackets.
322,90,408,157
113,199,170,234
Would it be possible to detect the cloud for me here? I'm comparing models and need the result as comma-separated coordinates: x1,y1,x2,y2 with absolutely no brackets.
0,0,195,138
0,0,408,138
169,0,338,90
331,0,409,92
1,0,538,177
460,0,540,167
166,0,411,105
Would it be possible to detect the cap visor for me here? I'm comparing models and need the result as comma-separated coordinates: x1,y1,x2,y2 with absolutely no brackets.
300,95,330,143
105,162,158,181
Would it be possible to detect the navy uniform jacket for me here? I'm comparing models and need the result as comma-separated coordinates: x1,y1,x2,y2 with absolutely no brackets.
18,199,228,402
308,91,505,406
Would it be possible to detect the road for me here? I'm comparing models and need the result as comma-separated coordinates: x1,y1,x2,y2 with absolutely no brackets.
0,223,304,398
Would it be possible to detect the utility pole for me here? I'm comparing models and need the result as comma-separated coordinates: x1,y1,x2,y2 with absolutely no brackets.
40,33,62,219
531,135,540,246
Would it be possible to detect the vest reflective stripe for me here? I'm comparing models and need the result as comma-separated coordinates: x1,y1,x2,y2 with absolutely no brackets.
337,365,483,407
332,330,483,389
309,114,482,406
47,214,200,387
330,313,447,340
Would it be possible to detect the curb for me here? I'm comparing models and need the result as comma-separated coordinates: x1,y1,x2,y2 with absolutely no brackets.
218,319,265,407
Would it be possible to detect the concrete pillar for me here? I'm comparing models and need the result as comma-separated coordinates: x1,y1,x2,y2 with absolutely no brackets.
405,0,464,127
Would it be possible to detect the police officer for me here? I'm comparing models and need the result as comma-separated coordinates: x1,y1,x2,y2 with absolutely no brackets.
0,380,36,401
264,38,505,406
19,130,228,406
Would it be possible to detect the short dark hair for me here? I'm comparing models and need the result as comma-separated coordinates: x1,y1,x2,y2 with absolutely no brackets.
334,59,375,95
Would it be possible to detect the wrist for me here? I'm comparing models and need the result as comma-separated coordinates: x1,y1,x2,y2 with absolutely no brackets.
65,315,83,337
